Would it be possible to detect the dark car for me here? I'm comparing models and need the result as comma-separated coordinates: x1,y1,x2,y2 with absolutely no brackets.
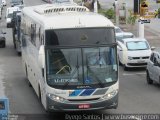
0,30,6,48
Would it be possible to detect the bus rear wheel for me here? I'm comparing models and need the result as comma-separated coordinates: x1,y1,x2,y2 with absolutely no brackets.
38,85,42,102
123,65,128,71
25,65,32,87
18,52,21,56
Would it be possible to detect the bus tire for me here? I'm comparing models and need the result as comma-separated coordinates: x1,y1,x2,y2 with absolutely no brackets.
38,85,42,102
17,52,21,56
123,65,128,71
119,60,122,66
2,41,5,48
13,42,16,49
25,65,32,87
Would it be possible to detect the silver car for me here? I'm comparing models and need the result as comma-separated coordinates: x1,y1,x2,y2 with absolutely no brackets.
146,48,160,85
115,26,134,41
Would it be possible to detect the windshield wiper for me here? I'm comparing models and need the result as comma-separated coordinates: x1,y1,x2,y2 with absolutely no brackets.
86,55,104,88
62,54,79,89
87,67,104,88
98,48,103,67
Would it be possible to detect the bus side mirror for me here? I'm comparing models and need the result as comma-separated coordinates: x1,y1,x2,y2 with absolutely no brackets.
38,45,45,68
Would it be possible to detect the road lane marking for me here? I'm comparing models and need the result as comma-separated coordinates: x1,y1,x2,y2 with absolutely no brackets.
123,72,146,76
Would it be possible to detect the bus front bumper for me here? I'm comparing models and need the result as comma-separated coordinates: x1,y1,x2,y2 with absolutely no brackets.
46,93,118,112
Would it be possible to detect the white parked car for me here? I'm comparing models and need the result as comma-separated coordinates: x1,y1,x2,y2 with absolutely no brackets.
6,6,20,28
117,38,153,70
146,48,160,85
115,26,134,41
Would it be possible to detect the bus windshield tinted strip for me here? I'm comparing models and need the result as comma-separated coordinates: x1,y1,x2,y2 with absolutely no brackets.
45,28,116,46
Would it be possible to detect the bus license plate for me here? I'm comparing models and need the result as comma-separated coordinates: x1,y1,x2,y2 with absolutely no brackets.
78,104,90,109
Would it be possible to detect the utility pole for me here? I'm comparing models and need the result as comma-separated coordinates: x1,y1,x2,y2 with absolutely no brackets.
82,0,84,6
134,0,140,14
138,18,144,38
122,2,127,24
114,0,119,26
94,0,98,13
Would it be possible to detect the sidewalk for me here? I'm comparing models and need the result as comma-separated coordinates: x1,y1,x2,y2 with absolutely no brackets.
119,18,160,47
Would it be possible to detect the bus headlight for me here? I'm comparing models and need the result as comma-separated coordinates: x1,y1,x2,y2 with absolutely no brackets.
48,93,66,102
101,90,118,100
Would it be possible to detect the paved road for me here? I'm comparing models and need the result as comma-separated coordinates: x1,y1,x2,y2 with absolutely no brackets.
0,0,160,120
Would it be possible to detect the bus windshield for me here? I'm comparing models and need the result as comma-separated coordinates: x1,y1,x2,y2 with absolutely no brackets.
46,46,118,88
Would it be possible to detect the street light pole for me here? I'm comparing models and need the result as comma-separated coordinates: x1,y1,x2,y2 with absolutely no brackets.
94,0,98,13
82,0,84,6
115,0,119,26
138,18,144,38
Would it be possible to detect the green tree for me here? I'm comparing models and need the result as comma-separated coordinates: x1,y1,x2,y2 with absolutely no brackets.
98,8,115,19
105,8,115,19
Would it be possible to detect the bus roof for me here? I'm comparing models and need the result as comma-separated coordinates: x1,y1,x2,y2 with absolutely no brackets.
22,3,114,30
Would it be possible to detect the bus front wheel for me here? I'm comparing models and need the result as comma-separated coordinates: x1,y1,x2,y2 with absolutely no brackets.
25,65,32,87
38,85,42,102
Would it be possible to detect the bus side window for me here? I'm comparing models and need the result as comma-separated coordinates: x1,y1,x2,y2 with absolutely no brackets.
40,34,44,45
35,26,41,48
30,24,36,46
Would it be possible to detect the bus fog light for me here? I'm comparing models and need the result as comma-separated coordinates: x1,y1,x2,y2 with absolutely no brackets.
48,93,66,102
101,90,118,100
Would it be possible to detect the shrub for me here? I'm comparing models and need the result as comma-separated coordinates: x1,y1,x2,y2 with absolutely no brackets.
127,10,137,25
105,8,115,19
158,8,160,13
99,8,115,19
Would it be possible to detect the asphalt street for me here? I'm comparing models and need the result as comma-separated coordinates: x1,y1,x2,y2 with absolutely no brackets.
0,0,160,120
